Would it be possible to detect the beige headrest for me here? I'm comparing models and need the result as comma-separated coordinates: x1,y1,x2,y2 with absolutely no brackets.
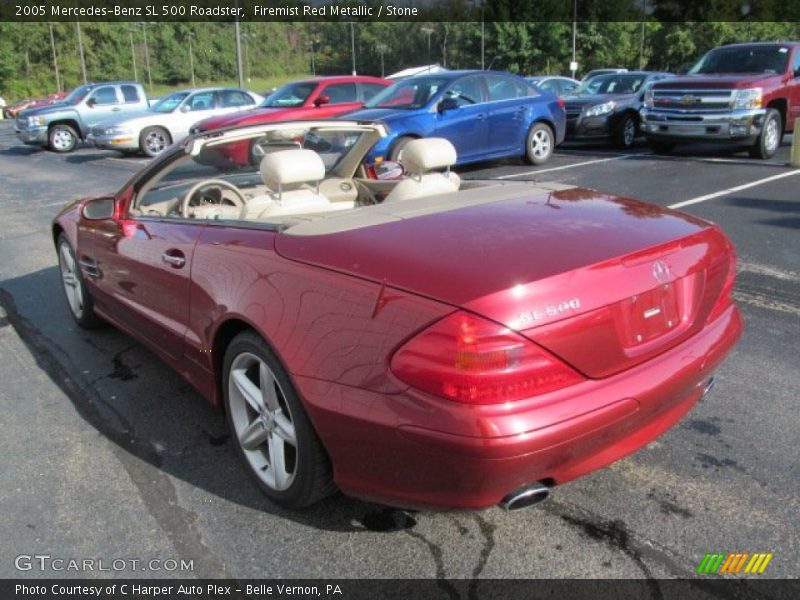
399,138,457,174
260,149,325,191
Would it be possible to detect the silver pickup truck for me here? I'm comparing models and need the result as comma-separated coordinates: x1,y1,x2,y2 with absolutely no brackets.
15,81,149,153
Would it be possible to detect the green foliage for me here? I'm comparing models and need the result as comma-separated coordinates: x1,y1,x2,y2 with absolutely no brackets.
2,14,800,101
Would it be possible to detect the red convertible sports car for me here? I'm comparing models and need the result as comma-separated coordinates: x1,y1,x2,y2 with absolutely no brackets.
54,120,742,511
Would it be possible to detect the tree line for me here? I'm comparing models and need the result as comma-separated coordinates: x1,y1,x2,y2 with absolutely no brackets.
2,19,799,99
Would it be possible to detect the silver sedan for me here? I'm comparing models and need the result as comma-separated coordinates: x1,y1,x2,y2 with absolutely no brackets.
88,87,263,157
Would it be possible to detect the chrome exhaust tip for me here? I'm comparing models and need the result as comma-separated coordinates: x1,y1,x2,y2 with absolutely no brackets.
499,482,550,511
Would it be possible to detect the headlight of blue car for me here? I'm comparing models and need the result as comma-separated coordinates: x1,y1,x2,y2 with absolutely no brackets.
27,116,46,127
584,101,617,118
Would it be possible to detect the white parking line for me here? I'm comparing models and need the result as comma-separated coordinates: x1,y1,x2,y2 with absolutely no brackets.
668,169,800,209
495,154,637,179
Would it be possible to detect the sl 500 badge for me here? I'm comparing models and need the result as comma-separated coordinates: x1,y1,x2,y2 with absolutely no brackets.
518,298,581,326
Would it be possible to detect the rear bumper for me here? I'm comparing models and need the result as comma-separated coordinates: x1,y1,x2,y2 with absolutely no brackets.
640,107,765,143
297,304,743,510
15,126,48,146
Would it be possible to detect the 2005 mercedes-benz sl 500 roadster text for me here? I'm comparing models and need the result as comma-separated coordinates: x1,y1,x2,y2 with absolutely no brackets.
53,120,742,511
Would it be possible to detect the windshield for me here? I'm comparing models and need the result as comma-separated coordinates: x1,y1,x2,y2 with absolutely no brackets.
151,92,190,113
573,74,647,95
261,82,316,108
689,45,790,75
365,77,449,109
64,85,91,105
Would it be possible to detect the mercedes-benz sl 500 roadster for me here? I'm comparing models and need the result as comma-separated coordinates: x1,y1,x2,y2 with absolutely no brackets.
53,120,742,510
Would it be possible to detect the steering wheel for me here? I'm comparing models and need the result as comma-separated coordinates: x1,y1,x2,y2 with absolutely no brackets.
181,179,246,218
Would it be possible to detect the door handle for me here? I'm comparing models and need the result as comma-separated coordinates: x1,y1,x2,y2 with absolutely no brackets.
111,107,121,112
476,113,486,120
162,250,186,268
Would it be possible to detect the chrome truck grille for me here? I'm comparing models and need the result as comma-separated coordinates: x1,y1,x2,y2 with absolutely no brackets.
651,89,733,114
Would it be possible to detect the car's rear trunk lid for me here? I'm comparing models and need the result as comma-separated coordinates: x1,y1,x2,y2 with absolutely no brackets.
276,185,733,378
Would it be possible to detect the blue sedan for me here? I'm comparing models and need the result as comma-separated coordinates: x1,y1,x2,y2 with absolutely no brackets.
346,70,566,166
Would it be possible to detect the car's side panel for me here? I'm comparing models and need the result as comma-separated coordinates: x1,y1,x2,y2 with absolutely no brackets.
185,224,452,406
87,216,205,360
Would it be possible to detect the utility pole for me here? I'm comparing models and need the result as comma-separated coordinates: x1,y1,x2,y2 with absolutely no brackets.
376,42,387,78
350,22,356,75
308,39,319,77
76,20,87,84
571,0,578,79
129,29,138,81
421,26,434,71
141,23,153,91
235,4,244,87
188,31,196,87
48,23,61,92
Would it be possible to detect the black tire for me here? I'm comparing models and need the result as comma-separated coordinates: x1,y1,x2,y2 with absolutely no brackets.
647,140,676,154
139,126,172,158
223,330,336,509
613,114,638,149
48,124,79,153
56,234,104,329
389,136,415,161
524,122,555,165
748,108,782,159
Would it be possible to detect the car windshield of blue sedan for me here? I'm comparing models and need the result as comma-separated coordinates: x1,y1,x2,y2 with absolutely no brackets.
151,92,190,113
365,77,449,109
574,74,646,95
261,82,317,108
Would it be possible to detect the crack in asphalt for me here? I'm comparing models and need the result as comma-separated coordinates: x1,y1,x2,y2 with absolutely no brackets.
468,513,496,600
0,288,229,578
403,526,460,600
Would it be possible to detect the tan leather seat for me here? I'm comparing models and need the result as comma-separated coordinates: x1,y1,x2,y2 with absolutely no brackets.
243,149,337,219
383,138,460,203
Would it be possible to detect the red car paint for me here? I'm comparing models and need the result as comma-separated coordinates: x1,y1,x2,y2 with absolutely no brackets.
53,164,742,510
192,76,391,165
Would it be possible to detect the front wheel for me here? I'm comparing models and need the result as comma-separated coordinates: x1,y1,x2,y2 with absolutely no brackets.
389,136,415,161
57,234,103,328
140,126,172,158
614,114,638,149
749,109,782,159
524,122,555,165
49,124,78,153
223,331,336,509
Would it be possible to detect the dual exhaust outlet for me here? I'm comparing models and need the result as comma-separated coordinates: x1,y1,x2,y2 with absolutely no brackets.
499,482,550,511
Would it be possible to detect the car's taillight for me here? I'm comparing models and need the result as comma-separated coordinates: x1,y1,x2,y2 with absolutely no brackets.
706,251,737,324
390,311,584,404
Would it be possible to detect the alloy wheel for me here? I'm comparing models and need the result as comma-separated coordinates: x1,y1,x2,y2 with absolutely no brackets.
228,352,298,491
58,241,84,319
145,130,168,155
530,129,552,159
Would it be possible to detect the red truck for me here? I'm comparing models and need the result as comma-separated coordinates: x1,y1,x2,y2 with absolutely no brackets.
641,42,800,158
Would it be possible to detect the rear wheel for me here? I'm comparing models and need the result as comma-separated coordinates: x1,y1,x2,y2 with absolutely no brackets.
648,140,675,154
223,331,336,508
140,126,172,158
614,114,638,149
48,124,78,153
524,122,555,165
749,109,782,159
57,234,103,328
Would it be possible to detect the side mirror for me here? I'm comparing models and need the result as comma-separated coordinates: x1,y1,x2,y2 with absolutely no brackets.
180,104,191,113
373,161,405,180
86,97,97,108
314,95,331,107
81,197,115,221
438,97,459,113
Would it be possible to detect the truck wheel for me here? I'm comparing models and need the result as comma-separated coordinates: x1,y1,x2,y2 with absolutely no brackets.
648,140,675,154
524,122,555,165
140,126,172,158
614,114,637,149
48,124,78,153
749,109,782,159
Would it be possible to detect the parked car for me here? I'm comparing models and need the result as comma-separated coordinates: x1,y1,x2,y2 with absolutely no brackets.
348,70,566,166
53,119,742,510
190,75,392,165
526,75,580,97
641,42,800,158
564,71,673,148
15,82,149,153
582,68,628,82
387,64,448,80
87,87,263,157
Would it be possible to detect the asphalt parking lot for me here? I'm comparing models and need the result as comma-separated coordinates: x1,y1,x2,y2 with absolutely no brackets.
0,120,798,584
